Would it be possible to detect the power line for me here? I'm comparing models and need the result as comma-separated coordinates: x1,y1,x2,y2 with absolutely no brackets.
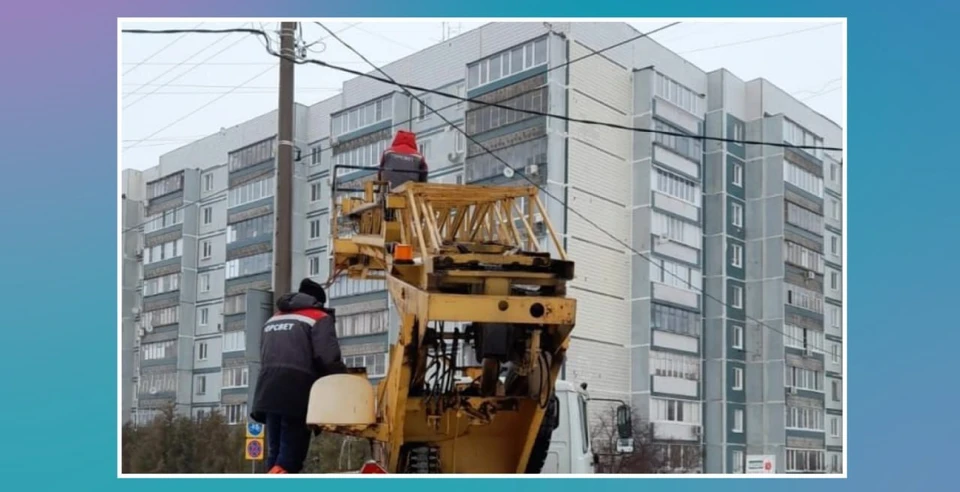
123,63,276,151
123,25,255,110
315,23,838,359
121,26,841,152
802,86,841,102
678,23,841,55
122,21,204,76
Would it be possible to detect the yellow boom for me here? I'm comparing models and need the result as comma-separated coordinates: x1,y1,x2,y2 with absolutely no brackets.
306,176,576,474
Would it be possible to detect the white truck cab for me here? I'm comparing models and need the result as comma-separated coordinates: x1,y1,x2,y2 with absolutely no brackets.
543,380,595,474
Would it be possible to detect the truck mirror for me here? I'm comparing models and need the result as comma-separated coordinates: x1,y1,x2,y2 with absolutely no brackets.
615,404,632,439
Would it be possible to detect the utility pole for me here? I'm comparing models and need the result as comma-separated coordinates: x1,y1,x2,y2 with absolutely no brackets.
274,21,296,298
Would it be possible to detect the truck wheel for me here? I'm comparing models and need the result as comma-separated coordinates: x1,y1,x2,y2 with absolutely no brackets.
524,395,559,474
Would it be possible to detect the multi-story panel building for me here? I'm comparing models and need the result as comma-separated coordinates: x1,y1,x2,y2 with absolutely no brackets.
121,22,842,473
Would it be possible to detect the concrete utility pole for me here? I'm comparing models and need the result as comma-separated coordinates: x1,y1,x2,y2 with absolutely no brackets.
274,21,296,297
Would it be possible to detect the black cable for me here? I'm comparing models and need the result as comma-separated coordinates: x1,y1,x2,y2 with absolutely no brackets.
123,26,842,153
318,22,843,361
122,26,843,359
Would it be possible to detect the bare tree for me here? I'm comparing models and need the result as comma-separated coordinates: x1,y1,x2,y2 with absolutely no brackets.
589,405,702,474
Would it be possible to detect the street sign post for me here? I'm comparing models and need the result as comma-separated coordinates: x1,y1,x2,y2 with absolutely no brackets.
745,454,776,474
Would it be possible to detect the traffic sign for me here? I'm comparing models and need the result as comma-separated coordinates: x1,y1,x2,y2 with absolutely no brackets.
246,438,265,461
247,421,264,438
358,461,387,474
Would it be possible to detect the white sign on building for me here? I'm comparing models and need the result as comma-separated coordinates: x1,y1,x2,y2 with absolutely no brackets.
745,454,776,474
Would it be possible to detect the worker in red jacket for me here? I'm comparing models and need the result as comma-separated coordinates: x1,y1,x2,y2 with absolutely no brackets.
378,130,428,190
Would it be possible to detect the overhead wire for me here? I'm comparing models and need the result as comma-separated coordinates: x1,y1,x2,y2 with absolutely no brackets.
678,23,842,55
121,25,844,357
122,26,841,153
122,21,205,76
316,22,842,359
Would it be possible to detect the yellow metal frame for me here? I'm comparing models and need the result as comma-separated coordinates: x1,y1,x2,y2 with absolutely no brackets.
317,180,576,474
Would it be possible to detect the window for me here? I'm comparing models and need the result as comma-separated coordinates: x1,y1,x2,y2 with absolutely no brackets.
199,307,209,326
733,367,743,390
329,276,387,299
782,160,824,198
227,175,274,208
415,95,431,121
730,243,743,268
464,86,548,135
336,311,389,338
786,202,824,236
831,454,841,473
785,366,824,392
137,370,177,395
786,449,825,473
732,450,745,474
830,271,839,291
332,138,389,176
784,324,825,352
652,168,701,206
732,162,743,187
830,417,841,437
147,173,184,200
223,403,248,425
344,353,388,378
651,303,701,337
203,173,214,192
228,139,275,173
223,331,246,353
651,398,701,424
310,182,322,203
651,212,701,249
786,283,824,313
310,146,322,166
309,255,321,276
732,408,744,432
197,342,208,361
649,257,699,291
782,119,824,160
330,95,393,137
142,272,181,297
654,72,703,115
199,273,211,293
786,405,825,432
309,219,322,239
830,163,839,182
222,365,249,388
831,343,841,364
731,285,743,309
195,375,207,395
201,206,213,225
455,132,465,153
223,294,245,315
142,340,175,361
784,241,824,274
654,120,702,161
454,83,465,109
418,140,431,160
224,252,272,280
143,238,183,264
201,240,212,259
143,306,179,327
732,325,743,349
143,208,184,233
464,137,547,183
830,198,841,221
832,380,841,401
649,351,700,380
467,37,547,90
227,214,274,244
731,202,743,228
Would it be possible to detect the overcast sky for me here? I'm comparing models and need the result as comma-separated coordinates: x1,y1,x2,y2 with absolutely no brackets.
120,20,843,171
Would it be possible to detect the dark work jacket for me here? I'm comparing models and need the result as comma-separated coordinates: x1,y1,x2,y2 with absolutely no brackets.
379,130,428,190
250,293,348,423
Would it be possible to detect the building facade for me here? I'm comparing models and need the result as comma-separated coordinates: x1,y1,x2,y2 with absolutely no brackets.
121,21,842,474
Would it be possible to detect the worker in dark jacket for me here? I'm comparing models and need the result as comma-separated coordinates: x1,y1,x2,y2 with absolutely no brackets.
251,278,348,474
378,130,428,190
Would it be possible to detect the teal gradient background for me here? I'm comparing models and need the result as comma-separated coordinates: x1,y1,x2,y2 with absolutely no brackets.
1,0,957,488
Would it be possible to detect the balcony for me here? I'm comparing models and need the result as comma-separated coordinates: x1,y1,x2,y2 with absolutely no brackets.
653,421,700,441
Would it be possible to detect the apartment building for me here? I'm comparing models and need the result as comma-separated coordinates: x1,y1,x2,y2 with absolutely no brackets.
121,21,842,474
